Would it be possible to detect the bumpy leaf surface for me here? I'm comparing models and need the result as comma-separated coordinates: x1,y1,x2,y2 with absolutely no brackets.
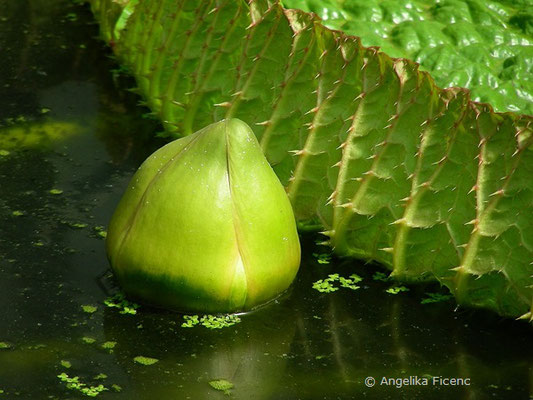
283,0,533,115
89,0,533,320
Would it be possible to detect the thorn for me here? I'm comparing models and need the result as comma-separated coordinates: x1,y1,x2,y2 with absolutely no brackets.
289,149,307,156
432,156,447,165
384,124,393,129
400,197,410,202
451,265,464,272
354,92,365,101
339,202,353,209
332,161,342,168
231,91,243,97
468,185,477,194
379,247,394,253
337,142,347,150
465,219,477,225
490,189,504,197
391,218,406,225
255,120,271,126
319,50,328,59
387,114,399,122
326,191,337,205
320,230,335,237
305,106,319,115
517,312,531,321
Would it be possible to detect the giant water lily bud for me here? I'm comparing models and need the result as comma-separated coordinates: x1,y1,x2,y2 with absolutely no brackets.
106,119,301,313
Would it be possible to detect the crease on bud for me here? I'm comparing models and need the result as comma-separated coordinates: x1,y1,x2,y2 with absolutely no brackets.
106,119,301,313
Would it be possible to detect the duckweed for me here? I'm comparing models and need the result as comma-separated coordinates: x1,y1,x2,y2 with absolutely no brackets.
421,292,454,304
312,274,362,293
133,356,159,366
103,292,139,315
386,286,410,295
57,373,108,397
81,305,97,314
208,379,234,395
181,314,241,329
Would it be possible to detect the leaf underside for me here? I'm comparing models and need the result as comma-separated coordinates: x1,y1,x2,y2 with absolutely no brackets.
89,0,533,321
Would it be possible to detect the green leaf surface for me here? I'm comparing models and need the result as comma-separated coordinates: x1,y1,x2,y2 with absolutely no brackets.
89,0,533,321
283,0,533,116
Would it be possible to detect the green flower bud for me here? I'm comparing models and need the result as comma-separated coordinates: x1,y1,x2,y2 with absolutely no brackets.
106,119,301,312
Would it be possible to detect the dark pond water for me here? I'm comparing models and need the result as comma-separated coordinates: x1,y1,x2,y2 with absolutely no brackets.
0,1,531,399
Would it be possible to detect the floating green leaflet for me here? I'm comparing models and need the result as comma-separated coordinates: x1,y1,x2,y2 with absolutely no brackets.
57,373,108,397
386,286,410,295
209,379,234,395
181,314,241,329
312,273,362,293
133,356,159,366
103,292,139,315
81,305,97,313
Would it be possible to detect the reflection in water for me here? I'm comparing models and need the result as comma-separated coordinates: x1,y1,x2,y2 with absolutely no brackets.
102,300,297,399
